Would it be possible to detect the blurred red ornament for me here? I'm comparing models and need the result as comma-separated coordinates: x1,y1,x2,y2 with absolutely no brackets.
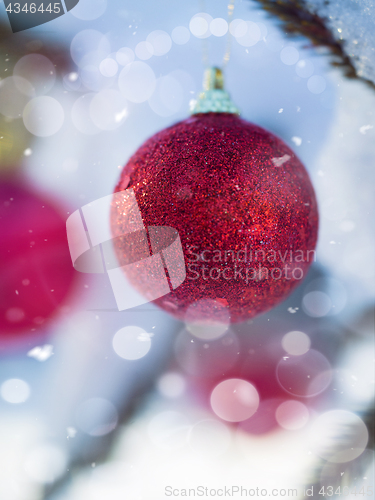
0,180,76,340
111,69,318,323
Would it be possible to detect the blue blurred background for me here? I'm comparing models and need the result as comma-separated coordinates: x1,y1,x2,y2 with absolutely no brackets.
0,0,374,498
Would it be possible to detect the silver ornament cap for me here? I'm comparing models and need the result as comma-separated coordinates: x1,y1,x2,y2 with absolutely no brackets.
190,67,240,115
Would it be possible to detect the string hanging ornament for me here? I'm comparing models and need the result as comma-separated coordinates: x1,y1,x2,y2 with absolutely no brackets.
110,1,318,324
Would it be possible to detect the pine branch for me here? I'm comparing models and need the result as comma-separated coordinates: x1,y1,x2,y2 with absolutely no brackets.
252,0,375,90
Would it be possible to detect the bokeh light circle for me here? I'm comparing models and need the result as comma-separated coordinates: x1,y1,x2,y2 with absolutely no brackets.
112,325,152,360
1,378,30,404
118,62,156,103
280,46,299,65
157,372,186,399
116,47,135,66
68,72,79,82
135,41,154,60
303,291,332,317
80,64,113,92
210,378,259,422
70,0,107,20
229,19,247,38
90,89,127,130
70,30,111,68
277,349,332,397
296,59,314,78
184,298,230,340
147,30,172,56
23,96,64,137
76,398,118,436
171,26,190,45
14,54,55,95
6,307,25,323
236,21,261,47
210,18,228,37
309,410,368,463
99,58,118,77
189,13,212,39
63,72,81,91
275,400,309,430
304,277,347,316
281,330,311,356
72,93,100,135
307,75,326,94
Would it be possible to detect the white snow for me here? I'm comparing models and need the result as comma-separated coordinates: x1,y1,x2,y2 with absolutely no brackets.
306,0,375,84
27,345,54,362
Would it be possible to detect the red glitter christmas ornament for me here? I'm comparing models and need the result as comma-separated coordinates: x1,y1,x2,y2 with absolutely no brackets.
0,179,76,341
111,68,318,323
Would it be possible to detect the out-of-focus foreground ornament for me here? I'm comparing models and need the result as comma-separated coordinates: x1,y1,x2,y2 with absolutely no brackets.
0,180,75,340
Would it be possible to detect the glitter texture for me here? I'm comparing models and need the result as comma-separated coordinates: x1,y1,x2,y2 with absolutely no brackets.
111,113,318,323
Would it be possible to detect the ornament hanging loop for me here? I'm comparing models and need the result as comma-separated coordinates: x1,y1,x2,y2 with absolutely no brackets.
203,67,224,90
199,0,236,69
222,0,235,68
191,0,239,114
190,66,240,115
